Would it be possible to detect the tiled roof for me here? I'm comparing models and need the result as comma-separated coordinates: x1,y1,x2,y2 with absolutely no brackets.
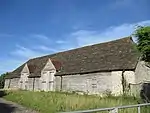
5,37,140,78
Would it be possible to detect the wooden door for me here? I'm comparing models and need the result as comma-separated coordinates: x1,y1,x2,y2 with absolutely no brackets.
42,72,48,91
48,72,54,91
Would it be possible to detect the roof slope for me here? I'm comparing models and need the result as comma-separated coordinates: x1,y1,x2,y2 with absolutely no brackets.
6,37,140,78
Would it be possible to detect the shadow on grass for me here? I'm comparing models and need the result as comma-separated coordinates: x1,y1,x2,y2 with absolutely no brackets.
0,90,16,113
0,90,7,97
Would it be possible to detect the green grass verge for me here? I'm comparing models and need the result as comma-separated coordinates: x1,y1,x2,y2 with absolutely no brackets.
3,90,150,113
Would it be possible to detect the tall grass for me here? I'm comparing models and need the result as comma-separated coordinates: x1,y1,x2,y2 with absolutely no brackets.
3,90,150,113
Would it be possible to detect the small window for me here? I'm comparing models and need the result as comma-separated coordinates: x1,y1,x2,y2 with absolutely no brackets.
42,71,47,74
49,81,54,83
51,71,55,73
91,77,97,88
42,81,46,83
92,84,97,88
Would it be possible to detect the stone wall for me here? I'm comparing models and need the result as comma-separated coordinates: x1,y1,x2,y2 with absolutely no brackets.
111,71,123,95
135,61,150,83
9,78,19,89
28,78,34,91
56,71,136,96
58,71,123,96
34,78,41,91
4,70,137,96
4,79,11,89
123,71,135,95
130,61,150,96
54,76,62,91
124,71,135,84
25,78,41,91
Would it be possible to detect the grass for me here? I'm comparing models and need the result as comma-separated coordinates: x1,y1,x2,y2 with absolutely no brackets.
3,90,150,113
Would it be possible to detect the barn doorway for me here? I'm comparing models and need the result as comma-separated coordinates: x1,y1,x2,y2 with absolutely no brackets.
19,73,29,90
41,72,49,91
41,71,54,91
140,83,150,103
41,81,48,91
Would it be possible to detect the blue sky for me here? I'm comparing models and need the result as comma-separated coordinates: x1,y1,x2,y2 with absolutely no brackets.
0,0,150,74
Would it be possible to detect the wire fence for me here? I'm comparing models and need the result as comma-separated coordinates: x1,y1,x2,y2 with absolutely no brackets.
60,82,150,113
60,103,150,113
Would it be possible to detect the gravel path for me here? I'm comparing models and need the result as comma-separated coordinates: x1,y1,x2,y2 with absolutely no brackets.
0,98,38,113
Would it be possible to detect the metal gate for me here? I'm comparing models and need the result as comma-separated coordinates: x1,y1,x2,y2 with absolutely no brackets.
60,103,150,113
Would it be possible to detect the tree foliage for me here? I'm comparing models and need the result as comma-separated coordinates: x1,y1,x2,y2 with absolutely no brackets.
134,26,150,62
0,73,8,89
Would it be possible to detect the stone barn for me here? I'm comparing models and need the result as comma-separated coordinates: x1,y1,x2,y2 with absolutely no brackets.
4,37,150,96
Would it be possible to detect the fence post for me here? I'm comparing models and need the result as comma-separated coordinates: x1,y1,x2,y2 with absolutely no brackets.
138,106,140,113
109,108,118,113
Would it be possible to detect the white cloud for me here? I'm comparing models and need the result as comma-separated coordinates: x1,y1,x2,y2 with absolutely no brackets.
65,20,150,47
34,45,58,52
11,45,44,59
30,34,50,41
136,20,150,26
55,40,67,44
8,20,150,59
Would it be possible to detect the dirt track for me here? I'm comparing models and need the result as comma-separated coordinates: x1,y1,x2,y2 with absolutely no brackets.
0,98,38,113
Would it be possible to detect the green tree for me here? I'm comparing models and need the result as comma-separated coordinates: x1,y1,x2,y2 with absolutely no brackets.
134,26,150,62
0,72,8,89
